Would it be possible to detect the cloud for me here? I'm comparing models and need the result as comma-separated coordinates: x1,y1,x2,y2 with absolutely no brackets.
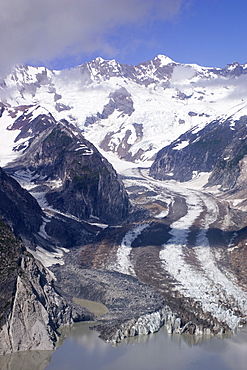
0,0,185,75
171,65,196,83
193,73,247,99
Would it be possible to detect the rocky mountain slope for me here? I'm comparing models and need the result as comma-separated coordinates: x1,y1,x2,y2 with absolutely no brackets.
3,106,130,224
150,113,247,192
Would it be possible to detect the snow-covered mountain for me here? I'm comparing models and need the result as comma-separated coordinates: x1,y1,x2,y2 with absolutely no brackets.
1,55,247,164
1,55,247,354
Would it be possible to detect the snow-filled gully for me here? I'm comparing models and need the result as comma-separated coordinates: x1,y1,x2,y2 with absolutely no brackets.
113,168,247,332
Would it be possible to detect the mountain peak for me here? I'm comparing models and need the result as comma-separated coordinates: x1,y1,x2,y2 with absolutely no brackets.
154,54,176,66
94,56,105,63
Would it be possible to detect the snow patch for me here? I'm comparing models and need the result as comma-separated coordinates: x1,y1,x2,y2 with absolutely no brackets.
28,245,69,268
155,210,169,219
75,144,93,155
172,140,189,150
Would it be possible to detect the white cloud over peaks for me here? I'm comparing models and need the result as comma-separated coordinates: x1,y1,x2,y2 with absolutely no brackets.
0,0,185,75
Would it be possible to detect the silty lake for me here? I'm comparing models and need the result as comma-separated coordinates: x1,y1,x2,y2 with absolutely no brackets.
1,322,247,370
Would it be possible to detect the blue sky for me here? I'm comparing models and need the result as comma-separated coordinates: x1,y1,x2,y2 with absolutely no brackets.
100,0,247,68
0,0,246,75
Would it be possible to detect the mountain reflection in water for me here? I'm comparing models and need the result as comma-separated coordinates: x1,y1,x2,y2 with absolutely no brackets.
1,323,247,370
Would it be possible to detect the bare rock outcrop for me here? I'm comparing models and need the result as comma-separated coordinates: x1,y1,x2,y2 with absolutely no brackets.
0,221,92,355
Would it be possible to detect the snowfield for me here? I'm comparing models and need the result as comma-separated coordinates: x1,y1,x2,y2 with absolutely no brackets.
1,56,247,164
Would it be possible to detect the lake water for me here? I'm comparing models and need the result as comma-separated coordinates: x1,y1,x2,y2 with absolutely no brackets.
1,323,247,370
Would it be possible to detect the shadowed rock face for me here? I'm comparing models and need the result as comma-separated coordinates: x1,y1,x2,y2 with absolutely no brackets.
42,124,130,224
0,166,97,251
5,115,130,225
0,167,44,243
0,220,21,331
